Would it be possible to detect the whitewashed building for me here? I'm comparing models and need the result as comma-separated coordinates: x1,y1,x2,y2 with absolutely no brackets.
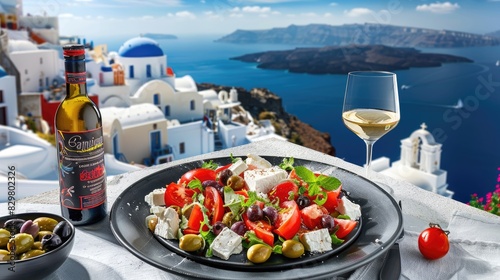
8,39,61,92
372,123,454,197
0,66,17,126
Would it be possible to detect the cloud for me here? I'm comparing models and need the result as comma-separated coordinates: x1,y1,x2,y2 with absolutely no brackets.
168,11,196,19
241,6,271,13
329,2,338,6
416,2,460,14
344,8,373,17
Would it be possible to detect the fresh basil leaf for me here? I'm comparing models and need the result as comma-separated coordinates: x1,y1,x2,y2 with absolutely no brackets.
272,244,283,254
317,175,342,191
201,160,218,170
331,233,344,245
279,157,295,171
294,166,316,183
187,178,203,192
243,231,265,249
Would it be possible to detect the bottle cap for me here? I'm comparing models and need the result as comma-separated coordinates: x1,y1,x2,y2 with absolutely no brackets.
63,44,85,57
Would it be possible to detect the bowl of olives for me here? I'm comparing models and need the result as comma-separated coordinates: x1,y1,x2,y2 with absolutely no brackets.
0,212,75,280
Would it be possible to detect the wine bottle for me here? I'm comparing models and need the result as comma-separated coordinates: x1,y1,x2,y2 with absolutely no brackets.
55,44,107,225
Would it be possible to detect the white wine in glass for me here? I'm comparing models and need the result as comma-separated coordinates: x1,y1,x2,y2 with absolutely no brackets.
342,71,400,175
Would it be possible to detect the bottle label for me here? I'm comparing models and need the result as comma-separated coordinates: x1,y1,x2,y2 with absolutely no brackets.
66,72,86,84
57,128,106,210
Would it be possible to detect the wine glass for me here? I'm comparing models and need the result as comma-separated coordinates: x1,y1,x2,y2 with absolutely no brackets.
342,71,400,179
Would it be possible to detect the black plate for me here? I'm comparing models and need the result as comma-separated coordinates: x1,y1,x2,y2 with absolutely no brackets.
110,156,403,279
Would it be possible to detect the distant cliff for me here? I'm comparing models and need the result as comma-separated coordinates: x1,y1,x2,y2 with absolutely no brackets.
197,83,336,156
216,23,500,48
231,44,473,74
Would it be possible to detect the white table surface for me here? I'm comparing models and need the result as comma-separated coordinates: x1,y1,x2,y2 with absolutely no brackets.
2,139,498,279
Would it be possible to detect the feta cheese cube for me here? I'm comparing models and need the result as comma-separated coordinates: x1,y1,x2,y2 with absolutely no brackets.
150,206,166,217
210,227,243,260
245,154,272,169
299,228,332,253
244,166,288,194
154,207,180,239
337,196,361,221
228,158,248,176
145,188,166,206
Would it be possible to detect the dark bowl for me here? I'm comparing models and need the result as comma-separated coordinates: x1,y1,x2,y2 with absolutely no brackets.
0,212,75,280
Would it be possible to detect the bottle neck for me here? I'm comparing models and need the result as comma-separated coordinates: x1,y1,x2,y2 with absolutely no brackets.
64,58,88,98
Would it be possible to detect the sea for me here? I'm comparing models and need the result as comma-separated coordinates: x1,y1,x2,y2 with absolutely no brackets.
97,34,500,203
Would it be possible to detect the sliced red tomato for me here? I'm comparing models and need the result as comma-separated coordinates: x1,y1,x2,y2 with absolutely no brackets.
319,187,342,213
274,200,301,240
178,168,216,185
186,204,208,233
164,182,195,207
300,204,328,230
334,218,357,239
215,163,231,174
204,186,224,225
242,213,275,246
288,169,308,188
268,180,299,207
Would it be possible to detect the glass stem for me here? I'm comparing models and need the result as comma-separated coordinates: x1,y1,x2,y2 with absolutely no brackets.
364,140,376,177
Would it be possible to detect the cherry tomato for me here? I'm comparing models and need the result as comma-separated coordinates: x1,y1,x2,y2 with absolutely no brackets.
178,168,216,186
333,218,358,239
204,186,224,225
268,180,299,207
418,224,450,260
274,200,301,240
164,182,195,208
242,213,275,246
300,204,328,230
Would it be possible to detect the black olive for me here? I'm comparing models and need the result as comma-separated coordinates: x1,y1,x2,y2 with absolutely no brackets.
41,233,63,251
3,219,26,234
53,221,72,243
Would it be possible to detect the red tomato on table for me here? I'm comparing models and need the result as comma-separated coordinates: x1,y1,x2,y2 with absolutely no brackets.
274,200,301,240
418,224,450,260
164,182,195,208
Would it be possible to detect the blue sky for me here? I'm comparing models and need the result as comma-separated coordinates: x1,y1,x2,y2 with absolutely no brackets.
22,0,499,38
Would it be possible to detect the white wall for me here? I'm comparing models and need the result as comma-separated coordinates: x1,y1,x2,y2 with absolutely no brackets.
9,49,60,92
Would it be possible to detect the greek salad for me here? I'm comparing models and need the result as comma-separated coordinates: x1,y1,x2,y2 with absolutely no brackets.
144,154,361,264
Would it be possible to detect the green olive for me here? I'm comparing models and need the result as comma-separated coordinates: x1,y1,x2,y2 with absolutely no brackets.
0,249,12,261
20,249,45,260
179,234,204,252
33,217,59,232
222,212,235,227
227,175,245,191
247,244,272,263
37,231,52,241
0,228,10,248
8,233,34,255
282,239,305,258
145,215,158,232
32,241,43,250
